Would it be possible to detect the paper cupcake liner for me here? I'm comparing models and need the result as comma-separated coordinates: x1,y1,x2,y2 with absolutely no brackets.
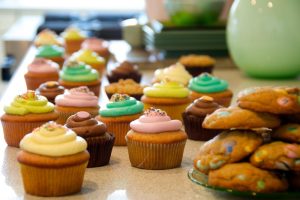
1,120,52,147
19,161,88,196
56,108,98,125
185,65,213,77
104,121,131,146
182,113,220,141
86,133,115,167
50,57,65,69
126,139,186,170
25,75,59,90
143,103,189,121
65,39,84,55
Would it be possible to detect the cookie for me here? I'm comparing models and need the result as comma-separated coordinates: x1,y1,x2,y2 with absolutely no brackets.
193,130,263,174
202,106,281,129
273,123,300,143
250,141,300,171
208,163,288,193
237,87,300,114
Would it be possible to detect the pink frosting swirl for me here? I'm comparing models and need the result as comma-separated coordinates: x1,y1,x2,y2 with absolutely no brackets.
130,107,182,133
55,86,98,107
28,58,59,73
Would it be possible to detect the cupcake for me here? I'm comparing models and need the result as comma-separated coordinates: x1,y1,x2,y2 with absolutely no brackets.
182,96,222,141
107,61,142,83
59,60,100,97
105,79,145,100
70,49,105,73
188,73,233,107
61,27,86,55
179,54,216,77
34,29,62,47
35,45,65,67
126,107,187,170
36,81,65,104
81,37,110,64
0,91,58,147
96,93,144,146
152,62,192,86
66,111,115,167
141,81,190,121
55,86,99,124
17,122,89,196
24,58,59,90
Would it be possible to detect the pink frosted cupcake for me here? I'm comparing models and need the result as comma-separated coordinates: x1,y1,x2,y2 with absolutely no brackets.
55,86,99,124
126,107,187,169
24,58,59,90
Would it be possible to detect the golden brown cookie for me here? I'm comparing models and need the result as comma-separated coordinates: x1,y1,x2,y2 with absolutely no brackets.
202,106,281,129
250,141,300,171
208,163,288,193
193,130,263,174
273,123,300,143
237,86,300,114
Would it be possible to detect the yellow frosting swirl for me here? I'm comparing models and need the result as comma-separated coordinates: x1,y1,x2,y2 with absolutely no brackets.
20,122,87,157
71,49,104,64
61,27,86,40
143,81,189,98
153,63,192,85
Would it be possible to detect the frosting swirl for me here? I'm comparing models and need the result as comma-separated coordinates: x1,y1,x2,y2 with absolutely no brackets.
70,49,105,64
36,45,64,58
99,93,144,117
4,90,54,115
28,58,59,73
143,81,189,98
55,86,98,107
34,29,61,46
61,27,86,40
110,61,140,76
66,111,107,138
130,107,182,133
20,121,87,157
153,63,192,85
188,73,229,93
81,37,109,56
185,96,221,117
36,81,65,100
60,60,99,82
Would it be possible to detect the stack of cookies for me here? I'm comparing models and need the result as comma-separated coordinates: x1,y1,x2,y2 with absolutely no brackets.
193,86,300,193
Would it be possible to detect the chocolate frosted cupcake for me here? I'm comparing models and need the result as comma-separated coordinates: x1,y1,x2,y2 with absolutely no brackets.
36,81,65,104
66,111,115,167
107,61,141,83
182,96,221,141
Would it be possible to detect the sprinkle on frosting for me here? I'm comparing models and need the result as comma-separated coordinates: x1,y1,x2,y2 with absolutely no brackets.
55,86,98,107
4,90,54,115
130,107,182,133
99,94,143,117
20,121,87,157
188,73,229,93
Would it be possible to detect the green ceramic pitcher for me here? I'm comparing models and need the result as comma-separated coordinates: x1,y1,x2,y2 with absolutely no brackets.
227,0,300,79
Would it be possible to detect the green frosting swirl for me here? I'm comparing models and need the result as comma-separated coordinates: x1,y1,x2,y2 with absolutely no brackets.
100,97,144,117
60,61,99,82
4,91,54,115
36,45,64,58
188,73,228,93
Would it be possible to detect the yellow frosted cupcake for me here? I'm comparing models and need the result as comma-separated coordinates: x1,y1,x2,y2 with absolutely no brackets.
152,62,192,86
61,27,86,55
0,91,58,147
69,49,105,73
141,81,190,121
17,122,89,196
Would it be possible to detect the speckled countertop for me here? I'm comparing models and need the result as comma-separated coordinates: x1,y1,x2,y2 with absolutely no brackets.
0,46,299,200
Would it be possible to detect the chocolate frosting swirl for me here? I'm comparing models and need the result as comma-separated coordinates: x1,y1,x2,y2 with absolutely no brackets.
186,96,221,117
66,111,107,138
36,81,64,100
111,61,140,76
